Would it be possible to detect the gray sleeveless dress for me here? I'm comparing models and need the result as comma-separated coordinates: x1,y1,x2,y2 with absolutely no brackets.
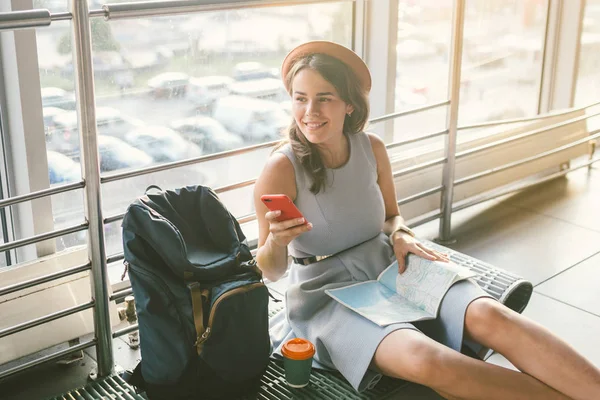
269,132,491,392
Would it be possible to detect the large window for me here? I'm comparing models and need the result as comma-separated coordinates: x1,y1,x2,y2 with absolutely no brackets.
459,0,547,125
392,0,452,142
33,1,353,273
390,0,548,144
575,0,600,107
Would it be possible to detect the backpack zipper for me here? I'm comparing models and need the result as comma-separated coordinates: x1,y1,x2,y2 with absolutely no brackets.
194,282,265,351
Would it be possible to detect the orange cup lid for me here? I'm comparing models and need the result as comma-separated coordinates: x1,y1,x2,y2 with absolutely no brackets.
281,338,315,360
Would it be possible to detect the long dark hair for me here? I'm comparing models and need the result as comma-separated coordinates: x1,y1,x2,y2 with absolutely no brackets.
279,53,370,194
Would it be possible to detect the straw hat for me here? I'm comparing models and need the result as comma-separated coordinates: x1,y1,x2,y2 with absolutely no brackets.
280,41,372,93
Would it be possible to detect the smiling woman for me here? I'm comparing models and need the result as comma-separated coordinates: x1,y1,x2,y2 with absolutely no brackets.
278,43,370,193
252,40,600,400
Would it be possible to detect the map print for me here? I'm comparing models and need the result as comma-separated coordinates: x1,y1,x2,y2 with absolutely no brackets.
326,256,476,327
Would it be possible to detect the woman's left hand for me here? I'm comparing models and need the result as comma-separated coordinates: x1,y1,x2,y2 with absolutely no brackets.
391,232,449,274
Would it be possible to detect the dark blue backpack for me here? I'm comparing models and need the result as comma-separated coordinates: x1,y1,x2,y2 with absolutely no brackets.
122,185,271,399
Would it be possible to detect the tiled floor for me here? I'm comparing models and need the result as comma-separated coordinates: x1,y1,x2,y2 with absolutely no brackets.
1,166,599,399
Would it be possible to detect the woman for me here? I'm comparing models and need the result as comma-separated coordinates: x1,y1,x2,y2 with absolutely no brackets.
254,41,600,400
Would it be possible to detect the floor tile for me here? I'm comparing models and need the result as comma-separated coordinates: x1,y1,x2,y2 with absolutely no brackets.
0,352,97,400
505,169,600,233
487,290,600,374
512,293,600,368
416,202,600,286
535,252,600,317
486,353,518,371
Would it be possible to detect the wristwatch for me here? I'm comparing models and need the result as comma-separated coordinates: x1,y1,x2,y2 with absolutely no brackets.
389,224,415,245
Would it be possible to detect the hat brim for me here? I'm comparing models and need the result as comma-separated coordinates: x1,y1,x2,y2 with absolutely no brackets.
281,41,372,93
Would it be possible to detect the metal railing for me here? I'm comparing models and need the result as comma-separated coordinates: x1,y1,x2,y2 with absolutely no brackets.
0,0,599,384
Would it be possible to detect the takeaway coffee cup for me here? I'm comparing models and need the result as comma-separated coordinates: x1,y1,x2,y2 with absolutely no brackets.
281,338,316,388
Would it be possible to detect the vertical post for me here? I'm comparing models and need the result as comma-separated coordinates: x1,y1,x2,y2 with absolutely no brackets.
437,0,465,244
365,0,398,143
70,0,113,376
352,0,367,59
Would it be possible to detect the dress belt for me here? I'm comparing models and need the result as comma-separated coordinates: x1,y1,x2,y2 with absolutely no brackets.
291,254,333,266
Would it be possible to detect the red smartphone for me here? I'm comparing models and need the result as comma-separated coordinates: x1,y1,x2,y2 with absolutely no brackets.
260,194,305,222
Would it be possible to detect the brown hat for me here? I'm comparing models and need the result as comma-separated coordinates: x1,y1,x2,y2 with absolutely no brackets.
281,41,372,93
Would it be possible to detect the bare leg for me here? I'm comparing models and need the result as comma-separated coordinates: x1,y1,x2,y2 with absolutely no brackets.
465,298,600,400
372,329,569,400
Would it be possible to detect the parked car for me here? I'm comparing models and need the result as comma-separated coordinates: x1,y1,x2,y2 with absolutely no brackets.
231,62,278,81
395,86,428,110
228,78,288,103
48,111,80,156
186,75,233,110
212,95,289,142
43,106,68,139
47,151,81,184
46,107,144,156
97,135,153,172
41,87,76,110
124,126,203,163
147,72,190,98
95,107,144,138
170,116,244,153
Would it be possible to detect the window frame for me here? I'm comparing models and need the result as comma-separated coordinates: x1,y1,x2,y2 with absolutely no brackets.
0,0,590,273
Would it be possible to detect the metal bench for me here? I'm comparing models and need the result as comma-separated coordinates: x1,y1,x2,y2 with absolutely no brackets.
47,241,532,400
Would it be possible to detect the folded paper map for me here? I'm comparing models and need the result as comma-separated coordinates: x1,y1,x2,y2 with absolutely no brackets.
325,254,476,326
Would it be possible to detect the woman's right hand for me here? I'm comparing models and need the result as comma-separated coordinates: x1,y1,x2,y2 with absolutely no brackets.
266,210,313,248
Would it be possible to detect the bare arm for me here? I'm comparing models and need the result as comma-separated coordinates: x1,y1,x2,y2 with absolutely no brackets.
254,152,312,281
367,133,448,272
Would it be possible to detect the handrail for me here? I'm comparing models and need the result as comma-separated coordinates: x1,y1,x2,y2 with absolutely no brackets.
454,129,600,186
0,181,84,209
100,140,279,183
238,213,258,225
407,211,443,229
104,213,125,225
214,178,256,194
110,288,133,303
0,301,95,339
369,101,450,124
97,103,600,186
0,339,96,380
0,222,88,253
452,156,600,214
106,253,124,265
103,177,259,225
113,323,139,338
0,262,91,298
456,111,600,160
398,186,443,206
0,9,51,31
393,157,447,178
386,129,448,150
458,99,600,131
99,0,355,20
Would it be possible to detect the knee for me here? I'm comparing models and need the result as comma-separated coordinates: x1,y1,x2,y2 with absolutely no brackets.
387,335,448,386
465,298,515,340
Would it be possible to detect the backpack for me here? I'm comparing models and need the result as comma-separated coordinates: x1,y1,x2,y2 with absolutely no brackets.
121,185,271,399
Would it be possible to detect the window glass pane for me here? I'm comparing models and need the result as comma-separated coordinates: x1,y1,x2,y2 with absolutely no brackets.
35,2,353,265
392,0,452,141
36,18,86,256
33,0,67,12
575,0,600,107
459,0,547,124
